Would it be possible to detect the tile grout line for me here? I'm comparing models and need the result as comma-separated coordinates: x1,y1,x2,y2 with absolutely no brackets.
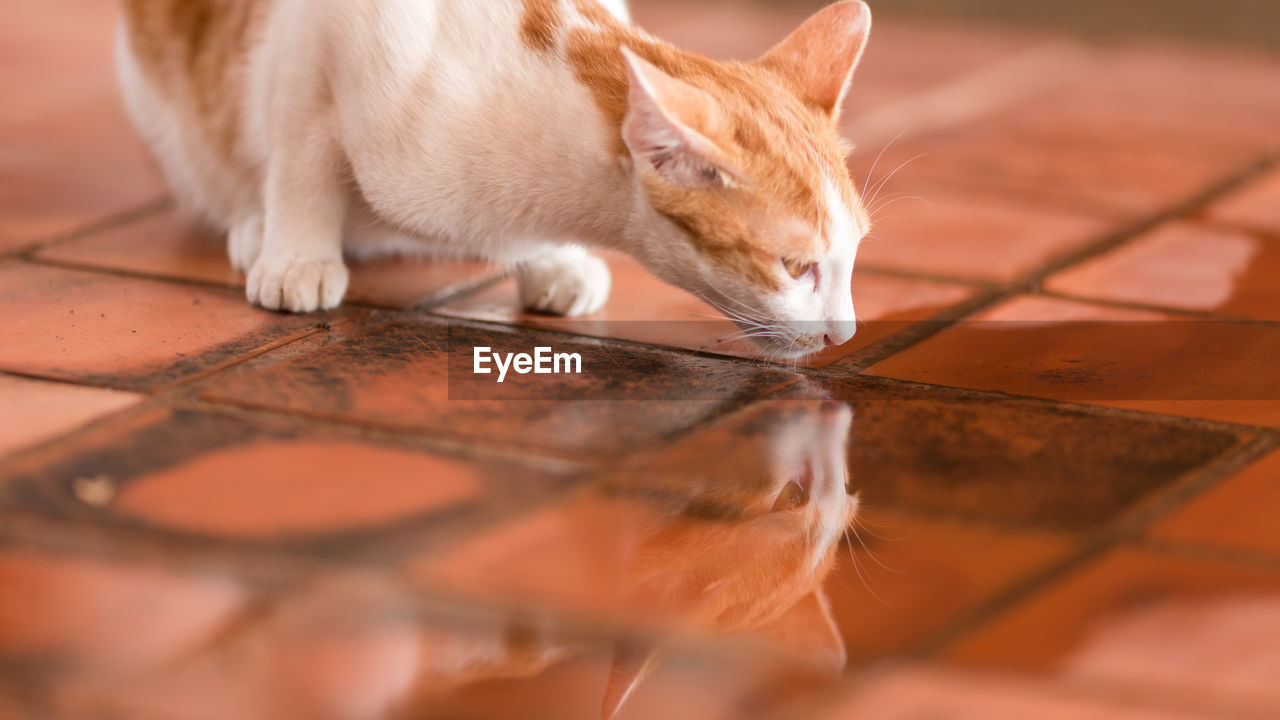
13,196,172,260
1015,153,1280,290
1133,535,1280,575
23,252,510,314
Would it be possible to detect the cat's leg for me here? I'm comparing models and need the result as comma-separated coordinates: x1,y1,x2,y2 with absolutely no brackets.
515,246,612,317
246,125,349,313
228,212,264,274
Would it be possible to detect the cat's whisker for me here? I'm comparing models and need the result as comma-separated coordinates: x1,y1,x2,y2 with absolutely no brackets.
860,128,909,198
702,328,786,350
699,284,766,324
867,192,928,217
843,528,890,607
868,194,930,221
863,153,928,212
853,511,916,542
849,524,905,576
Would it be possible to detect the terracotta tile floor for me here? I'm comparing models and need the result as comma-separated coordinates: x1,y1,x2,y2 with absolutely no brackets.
3,1,1280,719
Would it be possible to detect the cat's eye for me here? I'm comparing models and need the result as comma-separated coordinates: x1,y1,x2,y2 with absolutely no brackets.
782,258,816,281
772,478,811,511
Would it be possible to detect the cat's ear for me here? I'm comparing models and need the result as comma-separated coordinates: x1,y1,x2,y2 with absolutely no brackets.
620,47,745,189
755,588,847,673
757,0,872,121
601,641,664,720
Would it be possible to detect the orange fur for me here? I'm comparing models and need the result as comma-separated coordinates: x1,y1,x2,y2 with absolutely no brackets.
123,0,267,160
542,1,867,293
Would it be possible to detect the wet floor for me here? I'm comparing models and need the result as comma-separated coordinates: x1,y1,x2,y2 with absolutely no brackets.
2,1,1280,718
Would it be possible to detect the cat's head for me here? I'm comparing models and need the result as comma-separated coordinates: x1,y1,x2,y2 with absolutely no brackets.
620,1,872,359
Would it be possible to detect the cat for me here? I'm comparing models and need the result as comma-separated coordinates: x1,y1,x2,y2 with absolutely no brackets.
117,0,873,358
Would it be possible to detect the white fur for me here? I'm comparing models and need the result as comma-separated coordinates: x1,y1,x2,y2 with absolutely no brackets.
117,0,863,355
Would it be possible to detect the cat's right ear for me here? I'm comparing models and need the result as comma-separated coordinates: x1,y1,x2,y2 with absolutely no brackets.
757,0,871,122
620,47,746,189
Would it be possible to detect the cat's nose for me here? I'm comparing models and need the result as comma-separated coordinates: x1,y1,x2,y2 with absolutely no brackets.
824,320,856,347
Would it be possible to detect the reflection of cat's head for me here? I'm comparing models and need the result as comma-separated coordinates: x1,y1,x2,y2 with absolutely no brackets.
604,401,857,716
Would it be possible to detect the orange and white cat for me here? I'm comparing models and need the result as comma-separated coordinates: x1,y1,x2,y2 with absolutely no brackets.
117,0,872,357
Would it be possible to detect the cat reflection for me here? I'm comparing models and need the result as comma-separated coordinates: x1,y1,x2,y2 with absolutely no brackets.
48,402,857,720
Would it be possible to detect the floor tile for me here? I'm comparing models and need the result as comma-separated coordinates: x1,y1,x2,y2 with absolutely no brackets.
0,93,164,254
864,294,1280,427
0,547,245,672
0,0,122,126
438,254,977,368
1046,223,1280,319
1151,450,1280,559
858,189,1111,283
850,119,1255,222
203,319,798,460
946,547,1280,708
848,46,1278,222
1089,45,1280,150
821,663,1231,720
0,262,326,391
827,509,1073,664
807,378,1240,529
36,210,503,310
0,407,572,544
1204,169,1280,237
0,375,139,460
0,0,165,253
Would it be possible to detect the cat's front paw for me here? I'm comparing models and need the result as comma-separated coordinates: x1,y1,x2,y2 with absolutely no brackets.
516,247,611,317
246,254,348,313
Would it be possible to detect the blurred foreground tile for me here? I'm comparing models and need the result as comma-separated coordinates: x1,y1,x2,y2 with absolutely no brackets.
1151,450,1280,559
820,663,1231,720
864,295,1280,427
0,375,139,460
0,263,326,391
1,542,831,720
1046,223,1280,319
0,547,245,673
946,547,1280,709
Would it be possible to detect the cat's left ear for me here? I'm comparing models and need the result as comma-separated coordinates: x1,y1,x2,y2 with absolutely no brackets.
620,47,747,189
758,0,872,121
755,588,847,673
